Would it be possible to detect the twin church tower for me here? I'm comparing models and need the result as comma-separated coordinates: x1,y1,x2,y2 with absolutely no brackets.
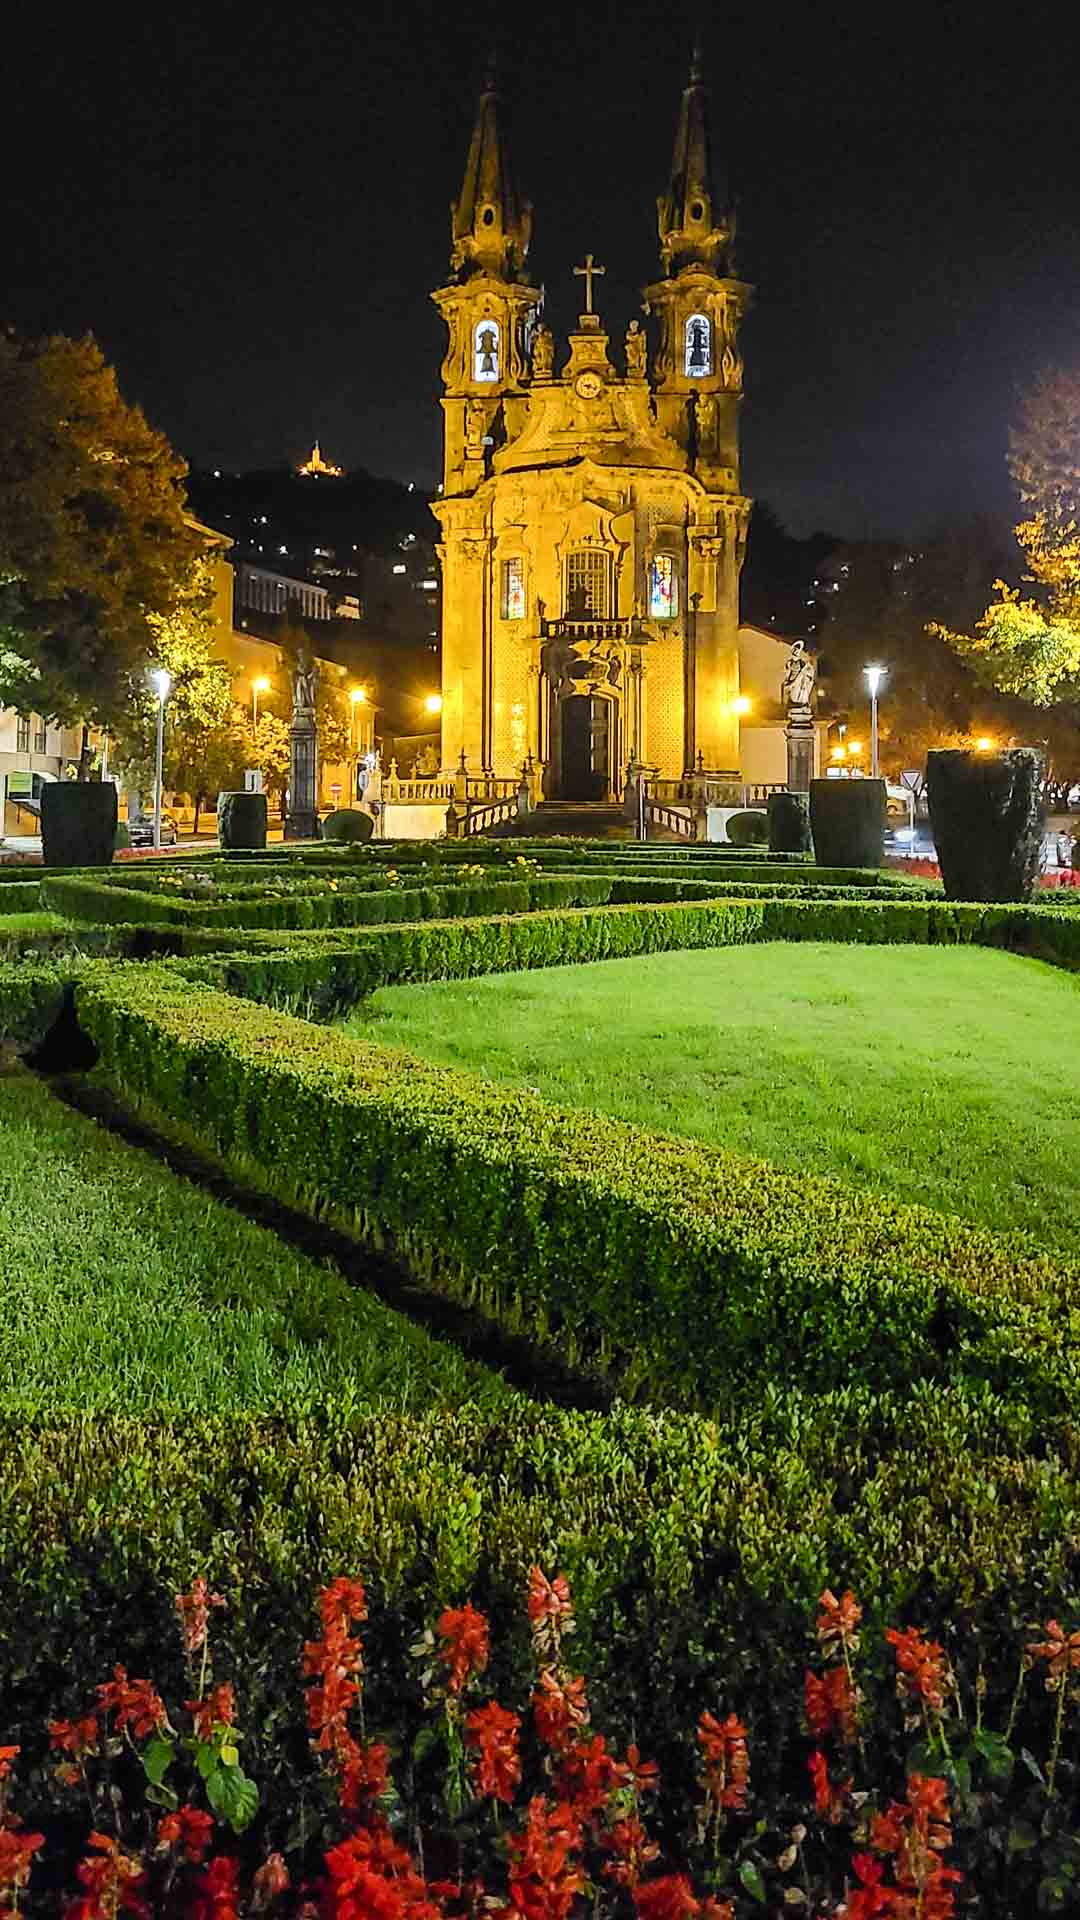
432,52,751,799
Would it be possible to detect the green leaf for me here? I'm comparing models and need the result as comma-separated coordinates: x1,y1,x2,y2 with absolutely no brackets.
206,1763,260,1834
145,1782,180,1811
1022,1748,1048,1789
195,1742,218,1781
739,1861,767,1905
1008,1820,1040,1855
142,1734,175,1787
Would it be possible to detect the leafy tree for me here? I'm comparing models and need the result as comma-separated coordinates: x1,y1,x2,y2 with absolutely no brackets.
0,329,204,763
931,367,1080,704
249,710,291,811
110,561,236,801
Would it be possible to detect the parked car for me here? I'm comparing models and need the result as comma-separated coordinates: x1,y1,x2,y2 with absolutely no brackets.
126,812,179,848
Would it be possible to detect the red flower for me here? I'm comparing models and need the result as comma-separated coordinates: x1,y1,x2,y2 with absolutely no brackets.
843,1855,891,1920
319,1578,369,1635
1026,1619,1080,1687
805,1665,857,1743
156,1804,216,1865
506,1798,585,1920
466,1702,522,1804
623,1745,659,1796
66,1831,150,1920
95,1668,168,1741
322,1826,442,1920
808,1748,851,1824
532,1671,589,1753
251,1852,290,1910
863,1775,962,1920
436,1604,490,1695
696,1712,750,1814
187,1683,237,1742
527,1570,576,1661
0,1748,18,1785
175,1579,226,1655
48,1717,99,1760
600,1817,659,1889
633,1875,700,1920
0,1823,45,1896
816,1589,862,1655
555,1733,623,1819
885,1627,952,1714
187,1854,242,1920
339,1736,392,1813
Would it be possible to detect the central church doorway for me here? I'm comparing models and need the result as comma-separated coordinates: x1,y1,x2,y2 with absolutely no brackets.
561,694,612,800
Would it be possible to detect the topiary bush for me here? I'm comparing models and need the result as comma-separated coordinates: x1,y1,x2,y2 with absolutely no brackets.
809,778,885,870
113,822,130,852
40,781,117,868
321,808,375,845
767,789,812,854
926,748,1045,901
217,791,267,852
724,809,769,846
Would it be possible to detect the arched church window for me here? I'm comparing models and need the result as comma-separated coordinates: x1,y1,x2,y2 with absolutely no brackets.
474,319,500,382
564,549,610,619
684,313,711,378
501,556,526,621
649,553,678,619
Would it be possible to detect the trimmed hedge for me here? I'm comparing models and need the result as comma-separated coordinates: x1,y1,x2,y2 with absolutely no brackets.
40,779,116,868
810,778,886,869
72,962,1080,1422
927,747,1045,901
724,808,770,845
217,789,268,851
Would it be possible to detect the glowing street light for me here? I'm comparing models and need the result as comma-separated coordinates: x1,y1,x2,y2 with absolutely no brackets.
847,738,864,758
151,668,172,851
349,686,367,705
975,735,993,752
424,693,443,716
830,743,847,762
252,675,271,732
732,694,752,716
863,665,886,777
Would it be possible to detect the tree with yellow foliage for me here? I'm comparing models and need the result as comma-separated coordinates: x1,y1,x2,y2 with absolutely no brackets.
930,367,1080,704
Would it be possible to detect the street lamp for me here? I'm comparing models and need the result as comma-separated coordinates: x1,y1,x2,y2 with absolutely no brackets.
863,665,885,778
349,686,368,800
151,668,171,851
424,693,443,716
975,735,993,753
732,694,752,716
252,675,271,732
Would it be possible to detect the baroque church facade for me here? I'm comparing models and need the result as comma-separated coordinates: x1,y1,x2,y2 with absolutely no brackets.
432,52,752,801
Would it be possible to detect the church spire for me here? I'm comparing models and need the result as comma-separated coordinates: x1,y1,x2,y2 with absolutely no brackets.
450,64,532,281
657,43,733,274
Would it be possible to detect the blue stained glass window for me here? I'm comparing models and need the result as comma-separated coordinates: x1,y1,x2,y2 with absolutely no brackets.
649,554,677,618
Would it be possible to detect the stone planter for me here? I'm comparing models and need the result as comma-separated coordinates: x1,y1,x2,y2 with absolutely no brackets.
809,778,886,870
926,748,1044,901
217,791,268,851
767,790,812,855
40,780,117,868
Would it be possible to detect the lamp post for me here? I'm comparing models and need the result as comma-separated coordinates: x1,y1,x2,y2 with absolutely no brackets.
349,686,367,800
863,666,885,778
252,675,270,733
151,668,171,851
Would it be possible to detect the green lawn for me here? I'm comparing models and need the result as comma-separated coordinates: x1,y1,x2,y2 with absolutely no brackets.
346,942,1080,1250
0,1064,511,1412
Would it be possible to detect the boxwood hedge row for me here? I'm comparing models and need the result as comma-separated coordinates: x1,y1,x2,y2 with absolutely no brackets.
70,961,1080,1421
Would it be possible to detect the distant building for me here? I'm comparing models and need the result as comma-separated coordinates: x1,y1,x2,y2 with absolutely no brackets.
234,562,331,625
297,441,344,478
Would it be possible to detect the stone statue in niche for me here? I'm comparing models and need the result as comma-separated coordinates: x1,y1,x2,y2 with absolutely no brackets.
625,319,647,379
781,639,816,713
465,400,487,459
531,324,554,379
695,391,716,448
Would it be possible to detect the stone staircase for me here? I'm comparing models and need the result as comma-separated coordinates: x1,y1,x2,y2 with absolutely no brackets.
481,800,632,839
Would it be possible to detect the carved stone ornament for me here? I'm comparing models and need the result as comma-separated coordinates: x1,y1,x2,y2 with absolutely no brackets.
459,536,489,563
531,324,555,378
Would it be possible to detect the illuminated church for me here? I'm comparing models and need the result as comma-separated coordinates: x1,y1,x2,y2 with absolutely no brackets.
432,50,752,800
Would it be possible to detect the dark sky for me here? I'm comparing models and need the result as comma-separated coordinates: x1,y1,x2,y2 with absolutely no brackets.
5,0,1079,539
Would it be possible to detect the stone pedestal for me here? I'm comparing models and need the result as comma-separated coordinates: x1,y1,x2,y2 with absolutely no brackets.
285,717,319,840
785,711,815,793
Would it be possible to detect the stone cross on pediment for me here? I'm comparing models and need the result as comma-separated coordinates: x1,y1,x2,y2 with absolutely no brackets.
573,253,606,315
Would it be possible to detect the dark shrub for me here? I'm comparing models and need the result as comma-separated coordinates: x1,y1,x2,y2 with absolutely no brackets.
321,808,375,845
725,809,769,846
767,790,812,854
113,823,130,852
926,748,1045,901
217,791,267,851
809,779,885,869
40,781,117,868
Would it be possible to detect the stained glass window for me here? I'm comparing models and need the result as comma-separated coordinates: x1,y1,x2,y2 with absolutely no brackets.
565,550,609,618
649,554,678,618
502,556,526,621
474,319,500,382
684,314,711,378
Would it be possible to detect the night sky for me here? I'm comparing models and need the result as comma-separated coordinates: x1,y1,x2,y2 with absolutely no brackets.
5,0,1078,539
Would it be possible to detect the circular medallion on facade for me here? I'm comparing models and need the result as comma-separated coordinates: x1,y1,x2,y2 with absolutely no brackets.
574,370,603,399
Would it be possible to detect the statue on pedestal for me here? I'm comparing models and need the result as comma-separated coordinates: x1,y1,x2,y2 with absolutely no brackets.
285,647,320,840
781,639,816,714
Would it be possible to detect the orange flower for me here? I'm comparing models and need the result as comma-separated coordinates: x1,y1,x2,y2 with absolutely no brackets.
187,1683,236,1742
68,1831,150,1920
532,1671,590,1753
1026,1619,1080,1687
527,1570,576,1661
808,1748,851,1824
156,1804,216,1864
0,1822,45,1895
506,1797,585,1920
338,1736,391,1813
48,1716,99,1759
436,1604,490,1695
805,1665,857,1743
885,1627,952,1714
95,1668,168,1741
623,1744,660,1796
816,1589,862,1655
466,1701,521,1804
696,1712,750,1814
0,1748,18,1784
319,1578,368,1635
600,1817,659,1889
633,1875,700,1920
175,1579,226,1655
